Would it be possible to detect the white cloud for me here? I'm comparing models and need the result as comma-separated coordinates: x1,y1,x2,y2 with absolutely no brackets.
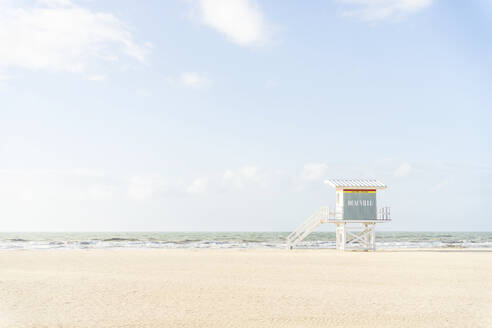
0,168,117,201
300,162,329,182
429,180,449,193
0,73,14,81
339,0,434,21
0,72,13,89
193,0,272,47
88,74,106,81
187,178,209,195
393,162,412,177
166,72,210,88
128,175,212,199
179,72,210,88
127,176,168,200
0,0,148,76
222,165,268,190
135,89,152,97
88,184,116,200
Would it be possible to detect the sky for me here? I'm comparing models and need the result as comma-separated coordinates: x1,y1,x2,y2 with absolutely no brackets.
0,0,491,231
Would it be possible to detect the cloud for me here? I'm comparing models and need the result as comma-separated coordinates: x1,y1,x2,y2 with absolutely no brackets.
393,162,412,177
192,0,272,47
127,166,275,197
0,0,148,76
187,178,209,195
135,89,152,97
127,175,169,200
166,72,210,88
300,162,329,182
222,165,268,190
88,74,106,81
128,175,212,199
429,180,449,193
0,168,118,201
339,0,434,21
179,72,210,88
0,73,14,81
0,72,13,89
87,184,116,200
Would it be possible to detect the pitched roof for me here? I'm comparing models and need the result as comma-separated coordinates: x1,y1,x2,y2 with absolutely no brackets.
324,178,387,189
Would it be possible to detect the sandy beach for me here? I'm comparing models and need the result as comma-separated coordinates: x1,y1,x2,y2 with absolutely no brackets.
0,249,491,328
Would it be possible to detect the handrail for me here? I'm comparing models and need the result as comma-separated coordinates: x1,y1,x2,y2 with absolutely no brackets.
377,206,391,220
287,206,392,249
286,207,330,248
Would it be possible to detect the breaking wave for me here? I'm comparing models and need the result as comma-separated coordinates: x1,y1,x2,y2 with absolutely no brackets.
0,232,491,250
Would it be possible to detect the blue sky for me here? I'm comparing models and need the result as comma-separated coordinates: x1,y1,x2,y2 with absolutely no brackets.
0,0,491,231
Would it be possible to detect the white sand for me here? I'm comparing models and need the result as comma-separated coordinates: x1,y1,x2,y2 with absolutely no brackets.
0,249,491,328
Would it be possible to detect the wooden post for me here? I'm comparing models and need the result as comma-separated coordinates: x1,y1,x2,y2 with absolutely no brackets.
364,223,370,249
336,224,346,250
371,224,376,251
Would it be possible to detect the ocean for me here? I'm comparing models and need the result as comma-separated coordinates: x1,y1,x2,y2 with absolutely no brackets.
0,231,491,250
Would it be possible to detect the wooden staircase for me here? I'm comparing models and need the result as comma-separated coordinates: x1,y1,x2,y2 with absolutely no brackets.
286,207,330,249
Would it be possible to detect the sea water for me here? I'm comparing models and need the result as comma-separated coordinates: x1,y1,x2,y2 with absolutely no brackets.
0,231,491,250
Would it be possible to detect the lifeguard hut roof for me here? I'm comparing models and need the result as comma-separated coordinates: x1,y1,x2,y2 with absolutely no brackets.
324,178,387,190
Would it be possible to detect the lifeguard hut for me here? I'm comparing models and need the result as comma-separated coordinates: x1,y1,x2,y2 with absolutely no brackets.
286,179,391,251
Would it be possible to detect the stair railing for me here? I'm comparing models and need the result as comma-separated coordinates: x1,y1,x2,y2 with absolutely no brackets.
286,207,330,249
